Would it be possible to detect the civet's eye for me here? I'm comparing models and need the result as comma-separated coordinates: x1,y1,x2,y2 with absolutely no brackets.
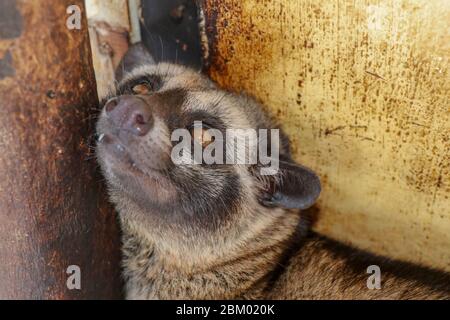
132,83,151,95
190,123,215,148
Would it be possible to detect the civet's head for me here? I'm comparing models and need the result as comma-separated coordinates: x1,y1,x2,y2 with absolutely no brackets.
96,45,320,252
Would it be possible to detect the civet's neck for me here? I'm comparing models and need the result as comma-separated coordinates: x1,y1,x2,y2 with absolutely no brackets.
119,214,304,299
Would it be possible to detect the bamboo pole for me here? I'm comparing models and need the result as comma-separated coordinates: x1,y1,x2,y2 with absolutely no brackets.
0,0,122,299
86,0,142,100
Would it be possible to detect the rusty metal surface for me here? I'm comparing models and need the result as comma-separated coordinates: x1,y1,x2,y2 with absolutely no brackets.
0,0,122,299
200,0,450,271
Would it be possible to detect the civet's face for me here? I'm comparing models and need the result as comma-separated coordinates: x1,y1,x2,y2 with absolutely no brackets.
96,56,320,236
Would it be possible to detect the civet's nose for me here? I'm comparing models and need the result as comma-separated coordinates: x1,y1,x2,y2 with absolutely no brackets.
105,95,153,136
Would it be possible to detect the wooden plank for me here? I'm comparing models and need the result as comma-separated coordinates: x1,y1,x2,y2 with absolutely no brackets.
86,0,133,99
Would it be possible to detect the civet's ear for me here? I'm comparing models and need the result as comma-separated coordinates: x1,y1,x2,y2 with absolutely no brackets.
115,43,155,81
257,159,321,210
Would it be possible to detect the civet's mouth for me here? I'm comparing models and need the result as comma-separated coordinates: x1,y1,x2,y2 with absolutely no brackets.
97,130,169,176
97,133,138,169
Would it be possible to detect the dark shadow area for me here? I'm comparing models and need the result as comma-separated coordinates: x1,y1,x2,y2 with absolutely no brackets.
141,0,202,69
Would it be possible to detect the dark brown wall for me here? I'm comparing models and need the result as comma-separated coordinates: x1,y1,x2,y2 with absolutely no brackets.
0,0,122,299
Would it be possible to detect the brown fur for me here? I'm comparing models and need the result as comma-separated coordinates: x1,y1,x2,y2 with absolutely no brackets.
96,59,450,300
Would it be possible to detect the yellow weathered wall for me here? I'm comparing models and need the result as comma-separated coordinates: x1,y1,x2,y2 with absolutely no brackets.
201,0,450,271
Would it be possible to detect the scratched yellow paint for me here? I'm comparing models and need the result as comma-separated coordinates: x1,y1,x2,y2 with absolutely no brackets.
202,0,450,271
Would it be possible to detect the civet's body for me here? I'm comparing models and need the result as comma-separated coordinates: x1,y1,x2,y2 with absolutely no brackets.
96,46,450,300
